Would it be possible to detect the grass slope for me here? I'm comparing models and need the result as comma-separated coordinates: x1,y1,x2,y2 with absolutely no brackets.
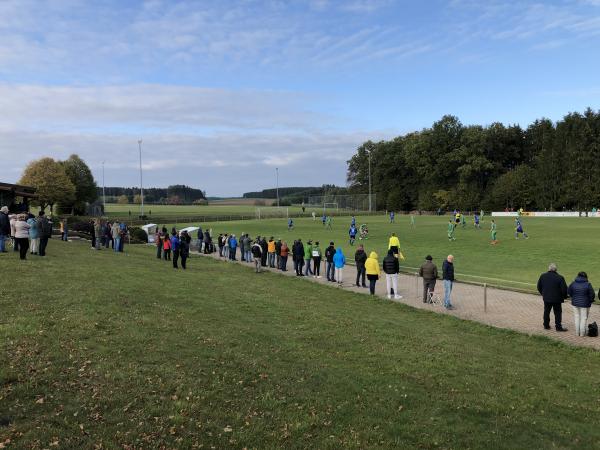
1,242,599,449
169,215,600,290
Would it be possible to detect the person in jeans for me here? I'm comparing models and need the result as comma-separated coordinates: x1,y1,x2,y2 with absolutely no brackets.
27,214,39,255
163,233,172,260
312,241,322,278
442,255,455,309
229,234,238,261
354,244,367,287
332,247,346,285
112,221,121,253
365,251,380,295
280,240,289,271
243,234,252,262
568,272,595,336
0,206,10,253
275,239,282,270
325,241,336,282
419,255,438,303
267,237,276,267
171,232,180,269
14,214,31,260
37,211,52,257
537,263,568,331
382,249,401,299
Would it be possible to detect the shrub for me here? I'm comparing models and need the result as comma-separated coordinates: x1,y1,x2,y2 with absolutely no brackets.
70,221,93,234
129,227,148,243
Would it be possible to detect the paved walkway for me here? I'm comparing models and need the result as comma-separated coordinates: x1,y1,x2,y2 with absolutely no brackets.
194,250,600,350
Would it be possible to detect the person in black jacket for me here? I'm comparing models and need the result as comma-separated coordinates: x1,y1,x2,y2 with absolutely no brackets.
0,206,10,253
442,255,455,309
568,272,595,336
260,237,268,267
293,239,305,276
382,249,401,299
354,245,367,287
537,263,568,331
275,239,282,270
179,231,190,270
325,242,336,282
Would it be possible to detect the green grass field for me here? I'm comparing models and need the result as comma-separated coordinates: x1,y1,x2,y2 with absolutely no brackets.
1,241,600,448
165,215,600,291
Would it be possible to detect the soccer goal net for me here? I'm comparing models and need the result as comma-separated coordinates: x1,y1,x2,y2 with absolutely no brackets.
307,194,376,212
323,202,338,215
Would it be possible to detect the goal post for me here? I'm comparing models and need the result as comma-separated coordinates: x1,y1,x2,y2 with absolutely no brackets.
323,202,338,215
307,194,376,213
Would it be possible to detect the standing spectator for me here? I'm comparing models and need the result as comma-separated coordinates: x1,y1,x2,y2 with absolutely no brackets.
267,237,276,267
37,211,52,257
293,239,305,276
223,234,230,259
275,239,282,270
171,232,180,269
103,221,111,248
312,241,322,278
59,218,69,241
260,237,268,267
240,231,246,262
365,251,380,295
0,206,9,253
218,233,224,257
568,272,595,336
251,239,263,273
537,263,568,331
229,234,238,261
243,234,252,261
333,247,346,285
180,231,190,269
118,222,127,252
90,219,97,249
280,240,289,271
354,244,367,287
419,255,438,303
105,221,113,249
155,230,163,259
111,221,120,253
163,233,172,260
27,214,39,255
383,249,401,300
204,230,213,254
442,255,455,309
304,240,314,276
14,214,31,260
10,214,18,252
197,226,204,253
94,219,102,250
325,241,336,282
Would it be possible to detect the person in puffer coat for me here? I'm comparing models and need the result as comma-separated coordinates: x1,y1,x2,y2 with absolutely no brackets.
382,249,401,300
365,251,380,295
568,272,595,336
332,248,346,285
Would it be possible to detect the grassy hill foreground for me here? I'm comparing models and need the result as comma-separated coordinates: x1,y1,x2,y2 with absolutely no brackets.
1,241,600,449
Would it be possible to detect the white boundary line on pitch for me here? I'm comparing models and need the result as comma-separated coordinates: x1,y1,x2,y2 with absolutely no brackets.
401,265,535,286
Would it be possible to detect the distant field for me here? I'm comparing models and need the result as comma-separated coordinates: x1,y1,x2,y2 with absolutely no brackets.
167,215,600,291
103,202,304,218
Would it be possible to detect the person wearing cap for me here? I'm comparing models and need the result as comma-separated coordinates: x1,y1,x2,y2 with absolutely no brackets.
0,206,10,253
419,255,438,303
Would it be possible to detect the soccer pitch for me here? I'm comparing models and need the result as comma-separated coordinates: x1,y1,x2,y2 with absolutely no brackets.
169,214,599,291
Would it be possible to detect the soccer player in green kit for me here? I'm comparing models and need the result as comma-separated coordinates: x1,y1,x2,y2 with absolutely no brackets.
490,219,498,245
447,219,456,241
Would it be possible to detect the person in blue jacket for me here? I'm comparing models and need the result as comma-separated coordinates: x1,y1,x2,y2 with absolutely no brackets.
568,271,595,336
333,247,346,285
171,232,180,269
229,234,238,261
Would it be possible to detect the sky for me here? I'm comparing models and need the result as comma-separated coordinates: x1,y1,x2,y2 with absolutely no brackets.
1,0,600,197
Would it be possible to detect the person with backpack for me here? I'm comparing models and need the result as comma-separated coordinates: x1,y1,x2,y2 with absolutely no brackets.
171,232,180,269
365,251,380,295
567,272,595,336
304,240,314,276
251,239,263,273
325,241,336,282
383,249,401,300
37,211,52,257
280,240,289,271
332,247,346,285
354,244,367,288
180,231,190,269
312,241,322,278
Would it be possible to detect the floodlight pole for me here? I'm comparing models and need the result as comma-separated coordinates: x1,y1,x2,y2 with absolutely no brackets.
368,150,372,212
102,160,106,212
276,167,280,208
138,139,144,217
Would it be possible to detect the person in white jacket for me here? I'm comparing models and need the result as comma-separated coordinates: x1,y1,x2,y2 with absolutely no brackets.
14,214,31,260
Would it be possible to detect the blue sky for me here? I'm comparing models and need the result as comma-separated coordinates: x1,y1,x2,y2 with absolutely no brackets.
1,0,600,196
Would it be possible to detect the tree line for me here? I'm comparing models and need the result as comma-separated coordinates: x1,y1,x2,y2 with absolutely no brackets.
346,108,600,212
243,185,348,204
100,185,206,204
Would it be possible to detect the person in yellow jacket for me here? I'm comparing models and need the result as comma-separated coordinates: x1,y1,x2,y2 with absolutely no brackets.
388,233,405,260
365,251,381,295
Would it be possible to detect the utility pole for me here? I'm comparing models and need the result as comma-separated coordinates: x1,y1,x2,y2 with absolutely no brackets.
368,150,372,212
138,139,144,217
276,167,280,208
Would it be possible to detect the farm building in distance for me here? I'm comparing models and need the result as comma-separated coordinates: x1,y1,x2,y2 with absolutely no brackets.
0,182,37,213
